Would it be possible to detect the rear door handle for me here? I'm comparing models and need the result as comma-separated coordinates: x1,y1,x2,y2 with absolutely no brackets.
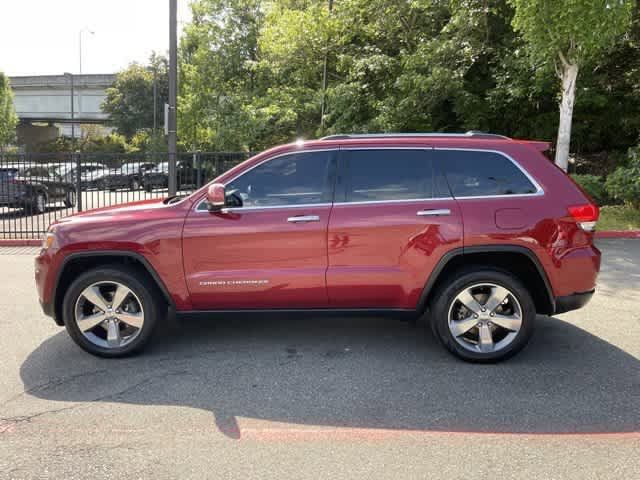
417,209,451,217
287,215,320,223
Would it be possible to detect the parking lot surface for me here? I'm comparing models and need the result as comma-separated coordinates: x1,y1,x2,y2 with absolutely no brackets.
0,239,638,479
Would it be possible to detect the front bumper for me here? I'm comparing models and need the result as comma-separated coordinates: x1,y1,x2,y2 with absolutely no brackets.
554,289,595,315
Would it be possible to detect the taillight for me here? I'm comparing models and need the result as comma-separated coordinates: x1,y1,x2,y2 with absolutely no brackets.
568,204,599,232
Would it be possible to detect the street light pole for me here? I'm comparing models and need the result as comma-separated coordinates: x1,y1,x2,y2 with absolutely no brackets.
79,28,94,74
168,0,178,196
65,72,82,211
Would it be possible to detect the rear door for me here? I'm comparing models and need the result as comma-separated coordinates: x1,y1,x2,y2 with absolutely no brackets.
326,148,463,309
182,149,336,310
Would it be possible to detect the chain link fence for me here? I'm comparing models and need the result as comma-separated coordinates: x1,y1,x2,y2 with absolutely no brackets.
0,151,251,239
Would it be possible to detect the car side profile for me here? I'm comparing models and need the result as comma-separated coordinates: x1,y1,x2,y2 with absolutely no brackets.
35,133,601,362
0,165,76,214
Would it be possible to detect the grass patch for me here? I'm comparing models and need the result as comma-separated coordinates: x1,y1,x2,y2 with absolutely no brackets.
598,205,640,231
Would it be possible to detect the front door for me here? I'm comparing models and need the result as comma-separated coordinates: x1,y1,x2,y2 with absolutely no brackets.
326,148,463,309
182,149,336,310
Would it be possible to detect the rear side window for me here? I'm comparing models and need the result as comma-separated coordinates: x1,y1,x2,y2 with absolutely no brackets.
438,150,538,197
342,149,437,202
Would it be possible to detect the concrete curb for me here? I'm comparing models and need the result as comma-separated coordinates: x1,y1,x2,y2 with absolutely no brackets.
0,231,638,247
0,239,41,247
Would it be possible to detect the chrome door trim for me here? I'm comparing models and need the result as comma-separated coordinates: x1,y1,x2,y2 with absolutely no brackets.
287,215,321,223
417,208,451,216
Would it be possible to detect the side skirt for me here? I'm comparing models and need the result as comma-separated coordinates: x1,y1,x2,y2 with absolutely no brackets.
175,308,419,321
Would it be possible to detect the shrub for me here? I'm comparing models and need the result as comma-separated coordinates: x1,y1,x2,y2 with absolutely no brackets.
570,174,608,205
605,147,640,209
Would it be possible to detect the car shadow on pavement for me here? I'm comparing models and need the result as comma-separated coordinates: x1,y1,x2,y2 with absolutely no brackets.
19,315,640,439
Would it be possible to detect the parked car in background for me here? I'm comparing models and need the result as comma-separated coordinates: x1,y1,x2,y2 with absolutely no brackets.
61,163,110,190
142,161,205,192
36,132,601,362
102,162,157,191
0,165,76,214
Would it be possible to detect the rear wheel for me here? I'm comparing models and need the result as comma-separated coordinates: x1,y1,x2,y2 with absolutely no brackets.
430,269,535,363
130,179,140,190
62,266,163,357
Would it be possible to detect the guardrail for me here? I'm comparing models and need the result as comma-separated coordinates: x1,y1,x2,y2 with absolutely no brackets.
0,151,251,239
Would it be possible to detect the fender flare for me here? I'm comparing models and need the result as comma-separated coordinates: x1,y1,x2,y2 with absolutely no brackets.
416,245,555,314
53,250,174,323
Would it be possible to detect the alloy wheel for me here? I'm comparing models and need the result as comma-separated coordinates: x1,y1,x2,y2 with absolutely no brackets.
447,283,523,354
74,281,145,349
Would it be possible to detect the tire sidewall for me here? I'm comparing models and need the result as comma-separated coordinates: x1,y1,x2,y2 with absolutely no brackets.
431,269,536,363
62,267,159,357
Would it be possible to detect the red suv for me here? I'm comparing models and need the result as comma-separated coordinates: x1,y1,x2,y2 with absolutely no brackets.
35,133,601,362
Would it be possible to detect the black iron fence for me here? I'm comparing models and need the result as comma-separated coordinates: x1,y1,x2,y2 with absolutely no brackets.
0,151,251,239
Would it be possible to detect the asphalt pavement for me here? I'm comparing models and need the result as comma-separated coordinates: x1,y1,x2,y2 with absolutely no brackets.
0,239,638,479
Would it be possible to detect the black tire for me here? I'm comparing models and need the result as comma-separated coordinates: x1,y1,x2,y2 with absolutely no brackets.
62,266,163,358
130,179,140,191
64,190,76,208
429,268,535,363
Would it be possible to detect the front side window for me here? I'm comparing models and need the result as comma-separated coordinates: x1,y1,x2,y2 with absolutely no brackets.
438,150,538,197
225,151,333,207
342,149,435,202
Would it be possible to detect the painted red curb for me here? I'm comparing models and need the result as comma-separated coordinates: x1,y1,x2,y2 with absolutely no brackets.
0,239,41,247
595,230,640,239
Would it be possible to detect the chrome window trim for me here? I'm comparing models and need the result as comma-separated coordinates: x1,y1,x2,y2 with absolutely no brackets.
220,203,332,214
333,197,453,207
432,147,544,199
194,145,543,212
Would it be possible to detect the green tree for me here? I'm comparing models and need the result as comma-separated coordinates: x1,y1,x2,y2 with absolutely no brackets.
102,54,168,138
508,0,633,170
0,72,18,149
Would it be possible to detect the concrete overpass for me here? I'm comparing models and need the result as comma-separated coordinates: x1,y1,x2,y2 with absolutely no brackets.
10,74,116,148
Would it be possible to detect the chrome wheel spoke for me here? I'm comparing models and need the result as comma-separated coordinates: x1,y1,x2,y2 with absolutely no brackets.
449,317,479,337
75,281,145,350
448,282,523,355
491,314,521,332
456,289,483,314
111,284,132,311
77,311,106,332
478,324,494,352
81,286,109,312
106,319,121,347
484,285,511,313
116,312,144,329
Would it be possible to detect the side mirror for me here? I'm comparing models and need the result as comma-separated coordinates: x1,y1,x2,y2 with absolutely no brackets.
206,183,227,211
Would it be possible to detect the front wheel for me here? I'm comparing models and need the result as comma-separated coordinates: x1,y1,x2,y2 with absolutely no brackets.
62,266,162,357
430,269,535,363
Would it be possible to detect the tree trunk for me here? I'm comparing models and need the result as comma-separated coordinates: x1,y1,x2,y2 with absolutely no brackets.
554,59,579,171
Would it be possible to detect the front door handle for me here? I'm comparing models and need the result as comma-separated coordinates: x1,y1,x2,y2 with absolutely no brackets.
417,209,451,217
287,215,320,223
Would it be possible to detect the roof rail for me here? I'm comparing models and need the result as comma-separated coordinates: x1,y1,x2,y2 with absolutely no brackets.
320,131,510,141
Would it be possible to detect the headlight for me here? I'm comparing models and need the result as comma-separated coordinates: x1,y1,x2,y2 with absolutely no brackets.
41,231,56,250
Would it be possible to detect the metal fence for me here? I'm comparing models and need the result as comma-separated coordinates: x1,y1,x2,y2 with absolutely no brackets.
0,151,251,239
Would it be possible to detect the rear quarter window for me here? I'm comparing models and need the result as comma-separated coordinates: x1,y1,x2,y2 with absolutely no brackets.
438,150,538,197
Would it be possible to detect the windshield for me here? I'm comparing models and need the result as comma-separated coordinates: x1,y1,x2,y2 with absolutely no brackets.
154,162,169,173
18,167,49,178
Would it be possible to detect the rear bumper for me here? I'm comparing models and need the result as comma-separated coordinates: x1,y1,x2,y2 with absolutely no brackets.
554,289,595,315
